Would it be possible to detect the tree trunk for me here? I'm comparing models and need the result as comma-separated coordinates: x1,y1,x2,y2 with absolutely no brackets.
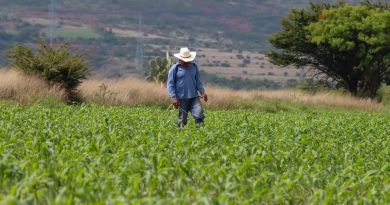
347,79,358,96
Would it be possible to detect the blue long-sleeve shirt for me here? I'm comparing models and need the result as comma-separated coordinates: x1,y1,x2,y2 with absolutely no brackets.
167,63,205,99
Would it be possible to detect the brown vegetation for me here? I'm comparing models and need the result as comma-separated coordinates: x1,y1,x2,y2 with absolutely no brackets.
0,70,65,104
0,70,383,110
207,87,381,110
80,76,382,110
79,78,170,107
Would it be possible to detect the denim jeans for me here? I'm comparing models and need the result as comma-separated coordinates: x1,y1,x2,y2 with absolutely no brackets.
178,97,204,126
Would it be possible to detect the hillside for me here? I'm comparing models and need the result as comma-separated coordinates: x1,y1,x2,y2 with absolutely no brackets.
0,0,311,49
0,0,376,89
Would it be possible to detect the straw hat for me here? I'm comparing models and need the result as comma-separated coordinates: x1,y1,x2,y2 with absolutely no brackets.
174,47,197,62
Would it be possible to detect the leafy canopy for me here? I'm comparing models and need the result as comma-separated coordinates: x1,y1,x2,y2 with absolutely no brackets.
268,2,390,97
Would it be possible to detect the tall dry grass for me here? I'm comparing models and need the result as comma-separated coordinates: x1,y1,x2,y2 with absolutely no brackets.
0,69,65,104
207,87,381,110
0,70,383,110
79,78,170,106
79,77,382,110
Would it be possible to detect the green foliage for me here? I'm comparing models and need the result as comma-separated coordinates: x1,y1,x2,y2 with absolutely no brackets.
307,4,390,97
146,51,173,86
6,39,91,102
377,85,390,105
268,2,390,98
54,26,102,40
0,104,389,203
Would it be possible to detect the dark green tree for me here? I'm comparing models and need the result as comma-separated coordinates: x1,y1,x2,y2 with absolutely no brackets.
268,2,390,97
7,39,91,102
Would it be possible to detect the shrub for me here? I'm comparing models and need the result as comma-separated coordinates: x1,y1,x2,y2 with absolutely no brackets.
243,59,251,64
221,63,231,67
236,54,244,59
297,79,334,94
6,38,91,102
376,85,390,105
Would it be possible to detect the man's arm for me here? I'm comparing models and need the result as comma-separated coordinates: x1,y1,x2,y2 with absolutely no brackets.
194,65,208,102
167,65,177,99
167,65,180,107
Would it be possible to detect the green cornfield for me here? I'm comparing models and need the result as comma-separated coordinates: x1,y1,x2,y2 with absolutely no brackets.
0,103,389,204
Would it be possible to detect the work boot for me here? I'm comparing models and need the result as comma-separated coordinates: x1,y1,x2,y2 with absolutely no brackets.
195,123,204,128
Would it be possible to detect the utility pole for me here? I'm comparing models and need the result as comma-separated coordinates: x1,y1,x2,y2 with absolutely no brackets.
189,34,198,64
135,13,144,70
299,67,305,82
48,0,58,44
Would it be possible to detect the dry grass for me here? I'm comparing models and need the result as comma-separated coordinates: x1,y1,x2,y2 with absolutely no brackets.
207,87,381,110
79,77,382,110
79,78,170,106
0,70,65,104
0,70,383,110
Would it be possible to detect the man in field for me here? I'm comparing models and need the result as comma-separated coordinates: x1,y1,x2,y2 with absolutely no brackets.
167,47,208,127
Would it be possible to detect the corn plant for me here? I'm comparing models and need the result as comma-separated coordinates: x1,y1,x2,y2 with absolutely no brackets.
0,104,389,204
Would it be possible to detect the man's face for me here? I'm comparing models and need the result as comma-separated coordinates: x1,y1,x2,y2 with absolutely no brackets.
179,60,191,67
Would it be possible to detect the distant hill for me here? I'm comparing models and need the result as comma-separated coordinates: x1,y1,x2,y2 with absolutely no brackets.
0,0,383,89
0,0,340,50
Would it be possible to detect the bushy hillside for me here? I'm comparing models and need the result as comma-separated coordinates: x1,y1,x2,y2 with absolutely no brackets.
0,0,341,50
0,0,386,87
0,0,382,49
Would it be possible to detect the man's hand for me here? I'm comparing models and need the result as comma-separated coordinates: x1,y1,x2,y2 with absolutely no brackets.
201,93,208,102
171,98,180,108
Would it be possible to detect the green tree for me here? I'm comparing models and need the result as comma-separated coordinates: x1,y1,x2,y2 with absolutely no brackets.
268,2,390,97
7,39,91,102
146,51,173,87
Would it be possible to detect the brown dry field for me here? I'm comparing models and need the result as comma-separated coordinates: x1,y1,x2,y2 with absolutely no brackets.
0,70,65,104
80,77,382,110
0,70,382,111
194,48,308,82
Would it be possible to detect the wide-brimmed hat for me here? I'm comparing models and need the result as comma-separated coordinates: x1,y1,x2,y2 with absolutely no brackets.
174,47,197,62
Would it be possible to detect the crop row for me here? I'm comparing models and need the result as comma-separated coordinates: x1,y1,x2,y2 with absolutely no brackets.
0,104,389,204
